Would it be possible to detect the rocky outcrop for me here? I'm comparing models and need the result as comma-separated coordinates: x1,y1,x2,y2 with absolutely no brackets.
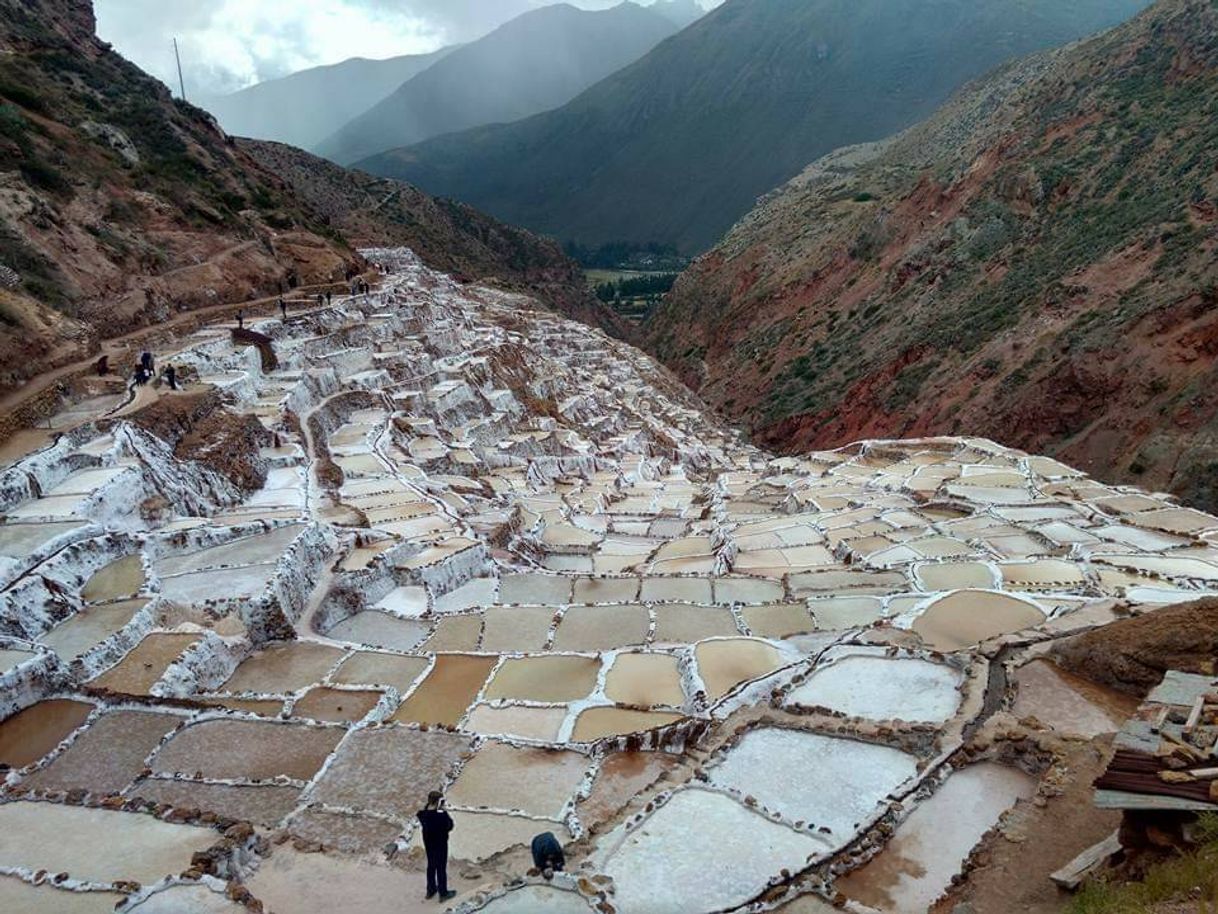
645,0,1218,510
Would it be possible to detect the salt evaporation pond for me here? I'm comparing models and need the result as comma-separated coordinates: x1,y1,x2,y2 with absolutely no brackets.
709,728,918,842
837,762,1035,912
601,787,826,913
786,653,962,722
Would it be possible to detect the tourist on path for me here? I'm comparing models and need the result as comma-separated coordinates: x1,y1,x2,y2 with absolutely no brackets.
236,309,244,330
417,791,456,902
164,364,177,390
279,297,287,320
531,831,565,879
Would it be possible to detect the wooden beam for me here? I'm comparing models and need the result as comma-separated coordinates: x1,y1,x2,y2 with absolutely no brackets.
1051,832,1122,891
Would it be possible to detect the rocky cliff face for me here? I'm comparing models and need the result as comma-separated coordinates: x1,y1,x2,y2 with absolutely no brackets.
646,0,1218,510
0,0,612,396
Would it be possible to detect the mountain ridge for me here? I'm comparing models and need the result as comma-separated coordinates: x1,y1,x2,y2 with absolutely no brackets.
358,0,1152,254
644,0,1218,509
201,47,455,151
316,1,679,166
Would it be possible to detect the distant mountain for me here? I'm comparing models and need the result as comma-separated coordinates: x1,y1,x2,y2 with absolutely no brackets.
359,0,1152,254
644,0,1218,509
201,48,454,150
651,0,707,29
316,2,678,166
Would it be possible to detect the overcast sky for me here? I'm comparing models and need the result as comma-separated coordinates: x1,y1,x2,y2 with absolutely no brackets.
95,0,719,99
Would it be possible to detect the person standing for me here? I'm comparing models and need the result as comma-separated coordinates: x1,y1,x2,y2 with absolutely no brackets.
279,297,287,320
164,364,177,390
417,791,456,901
236,309,244,330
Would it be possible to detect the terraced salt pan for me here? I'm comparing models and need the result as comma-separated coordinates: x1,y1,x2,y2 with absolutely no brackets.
246,846,423,914
482,606,556,651
0,698,94,768
910,591,1046,650
332,651,429,692
695,638,787,700
486,655,600,702
552,604,650,651
710,729,918,840
127,883,247,913
130,778,301,827
39,598,148,659
837,763,1034,912
27,709,179,795
787,654,962,722
578,750,681,830
1012,659,1137,737
152,719,343,782
601,787,826,914
651,604,738,643
476,885,593,913
448,741,589,817
88,632,201,694
154,525,303,576
571,706,683,741
0,520,91,559
223,641,347,692
0,877,122,913
450,814,557,867
465,704,568,741
292,686,384,723
604,653,685,706
393,654,495,726
0,801,218,885
288,808,402,856
81,554,145,602
309,726,470,819
0,646,37,672
328,611,428,651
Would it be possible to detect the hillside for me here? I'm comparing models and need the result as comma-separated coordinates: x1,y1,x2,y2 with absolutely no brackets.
241,140,627,337
0,0,610,397
358,0,1151,254
316,2,678,166
201,48,453,151
645,0,1218,510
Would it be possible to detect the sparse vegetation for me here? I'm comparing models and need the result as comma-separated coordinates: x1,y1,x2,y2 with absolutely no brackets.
1068,815,1218,914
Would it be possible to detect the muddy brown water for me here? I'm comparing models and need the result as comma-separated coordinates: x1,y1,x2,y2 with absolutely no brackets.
911,591,1045,651
291,687,383,723
571,707,683,742
88,633,201,695
392,655,496,726
484,655,600,703
223,641,347,693
448,741,589,818
695,639,785,700
0,699,94,769
604,654,685,707
152,718,344,782
1011,659,1138,737
81,554,145,603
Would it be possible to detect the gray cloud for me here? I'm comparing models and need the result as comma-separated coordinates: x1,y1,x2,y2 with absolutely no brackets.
95,0,719,99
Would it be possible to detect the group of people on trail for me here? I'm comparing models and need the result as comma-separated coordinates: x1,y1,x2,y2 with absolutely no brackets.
129,350,177,391
415,792,565,903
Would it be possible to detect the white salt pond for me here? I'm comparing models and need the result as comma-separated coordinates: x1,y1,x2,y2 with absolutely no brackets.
601,787,826,914
837,763,1035,912
476,885,593,913
0,801,218,886
709,728,918,842
786,653,962,722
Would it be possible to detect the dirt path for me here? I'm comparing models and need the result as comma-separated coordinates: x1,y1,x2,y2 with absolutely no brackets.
0,277,374,432
930,736,1123,914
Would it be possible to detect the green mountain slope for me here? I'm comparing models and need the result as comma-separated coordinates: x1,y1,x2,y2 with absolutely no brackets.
201,48,454,151
358,0,1151,255
644,0,1218,509
316,2,678,166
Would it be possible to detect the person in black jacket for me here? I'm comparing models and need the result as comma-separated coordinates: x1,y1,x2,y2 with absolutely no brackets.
531,831,565,879
417,790,456,901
